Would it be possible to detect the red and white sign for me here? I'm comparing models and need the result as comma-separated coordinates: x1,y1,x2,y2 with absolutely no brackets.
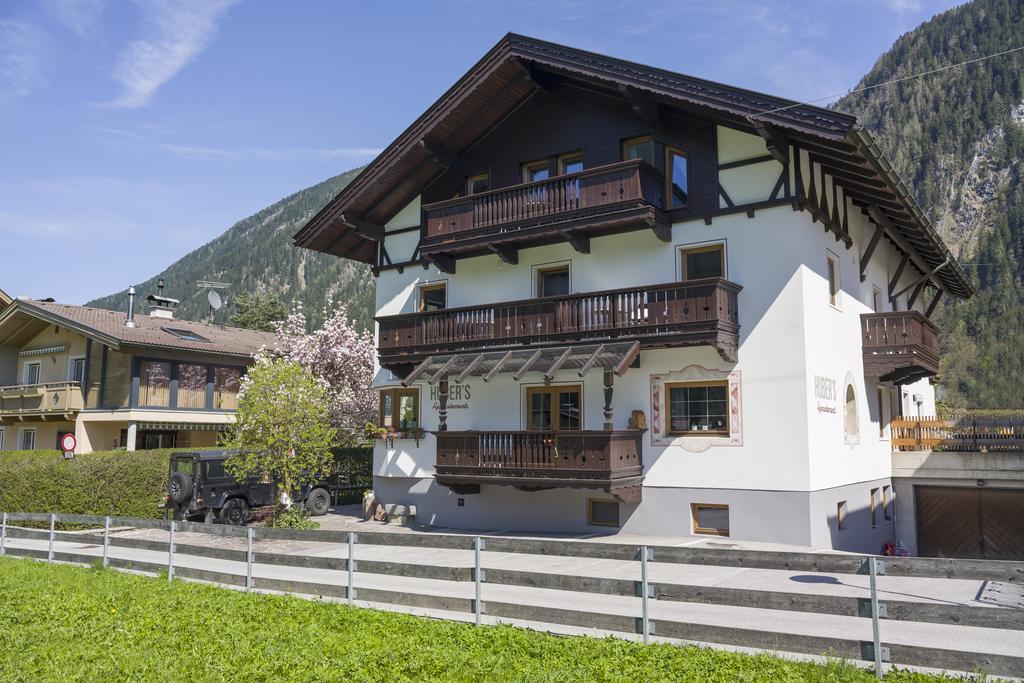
60,433,76,454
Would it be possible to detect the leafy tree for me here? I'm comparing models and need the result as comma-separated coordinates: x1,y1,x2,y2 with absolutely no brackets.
229,291,288,332
273,302,376,445
222,358,335,499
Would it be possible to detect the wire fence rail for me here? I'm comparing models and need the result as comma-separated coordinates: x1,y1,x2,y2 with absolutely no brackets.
1,512,1022,677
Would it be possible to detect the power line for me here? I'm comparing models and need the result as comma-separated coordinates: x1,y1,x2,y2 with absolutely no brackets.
758,45,1024,116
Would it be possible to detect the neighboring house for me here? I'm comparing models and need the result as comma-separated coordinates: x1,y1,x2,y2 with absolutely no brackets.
0,286,276,453
294,35,972,552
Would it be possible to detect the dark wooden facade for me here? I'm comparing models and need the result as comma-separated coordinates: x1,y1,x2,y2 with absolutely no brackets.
861,311,939,384
434,429,644,502
377,277,741,370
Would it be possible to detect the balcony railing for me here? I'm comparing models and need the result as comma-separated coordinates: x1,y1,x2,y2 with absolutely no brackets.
420,160,667,255
434,429,645,502
861,311,940,383
378,277,741,366
0,381,84,419
892,417,1024,452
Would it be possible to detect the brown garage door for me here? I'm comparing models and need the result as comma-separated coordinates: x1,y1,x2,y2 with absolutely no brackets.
916,486,1024,560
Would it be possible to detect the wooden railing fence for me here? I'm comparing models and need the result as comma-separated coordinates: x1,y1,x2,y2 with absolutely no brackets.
892,417,1024,452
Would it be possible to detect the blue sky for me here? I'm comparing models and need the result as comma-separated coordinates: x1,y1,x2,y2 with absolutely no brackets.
1,0,962,304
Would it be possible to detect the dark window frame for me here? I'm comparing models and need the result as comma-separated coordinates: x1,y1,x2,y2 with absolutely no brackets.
379,387,420,431
680,243,725,281
536,264,571,298
664,144,689,208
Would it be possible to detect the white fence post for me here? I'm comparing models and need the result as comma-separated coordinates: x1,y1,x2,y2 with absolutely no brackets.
102,517,110,568
639,545,651,645
347,532,356,604
869,556,883,677
246,527,254,591
47,513,55,563
474,536,485,626
0,512,7,556
167,520,175,582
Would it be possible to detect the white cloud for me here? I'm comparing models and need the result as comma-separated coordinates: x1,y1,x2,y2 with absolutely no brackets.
44,0,106,38
109,0,238,108
0,20,51,102
882,0,921,12
94,128,381,161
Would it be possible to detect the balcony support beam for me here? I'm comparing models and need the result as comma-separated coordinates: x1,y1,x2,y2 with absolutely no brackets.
402,356,435,386
578,344,607,377
892,258,950,301
750,120,790,166
512,349,544,381
484,351,514,383
565,230,590,254
543,347,573,381
907,280,927,309
925,290,944,319
424,252,456,274
488,243,518,265
614,341,641,377
339,214,385,242
455,353,486,384
859,222,885,282
428,356,460,385
888,253,910,301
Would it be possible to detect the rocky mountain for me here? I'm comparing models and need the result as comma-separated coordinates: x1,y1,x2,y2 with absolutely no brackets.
87,168,375,332
837,0,1024,408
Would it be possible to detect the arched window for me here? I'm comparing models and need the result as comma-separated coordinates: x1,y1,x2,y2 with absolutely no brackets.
844,383,859,443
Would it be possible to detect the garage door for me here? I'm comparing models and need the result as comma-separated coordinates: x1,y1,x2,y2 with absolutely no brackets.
916,486,1024,560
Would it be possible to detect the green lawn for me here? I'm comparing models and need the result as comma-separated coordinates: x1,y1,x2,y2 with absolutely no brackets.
0,557,953,682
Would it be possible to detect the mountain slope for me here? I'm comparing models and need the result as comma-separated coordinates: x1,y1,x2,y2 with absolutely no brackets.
837,0,1024,408
87,169,375,331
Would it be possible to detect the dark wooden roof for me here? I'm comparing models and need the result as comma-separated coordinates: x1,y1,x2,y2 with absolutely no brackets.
294,33,971,298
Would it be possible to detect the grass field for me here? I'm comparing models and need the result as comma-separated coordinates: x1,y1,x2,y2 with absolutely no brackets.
0,557,956,682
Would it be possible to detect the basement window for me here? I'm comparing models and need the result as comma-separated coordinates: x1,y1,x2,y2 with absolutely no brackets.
163,327,211,343
692,503,729,536
588,499,620,527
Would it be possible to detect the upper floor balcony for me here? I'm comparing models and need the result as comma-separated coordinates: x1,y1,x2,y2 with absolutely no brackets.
377,277,741,370
861,311,939,385
0,381,84,421
419,159,669,264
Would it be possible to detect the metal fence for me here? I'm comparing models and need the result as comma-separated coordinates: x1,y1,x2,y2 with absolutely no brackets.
1,511,1022,677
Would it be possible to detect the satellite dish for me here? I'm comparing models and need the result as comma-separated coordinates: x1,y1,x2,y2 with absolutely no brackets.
208,290,223,311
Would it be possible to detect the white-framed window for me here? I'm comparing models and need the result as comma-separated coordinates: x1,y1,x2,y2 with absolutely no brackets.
20,428,36,451
69,355,86,384
533,261,571,298
24,361,41,385
826,250,840,308
678,241,726,281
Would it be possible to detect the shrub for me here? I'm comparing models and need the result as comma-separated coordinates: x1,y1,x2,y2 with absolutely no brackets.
0,449,183,518
268,503,320,530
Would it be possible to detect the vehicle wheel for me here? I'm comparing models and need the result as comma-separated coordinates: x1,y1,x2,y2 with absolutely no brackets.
219,498,248,526
168,471,192,504
307,488,331,516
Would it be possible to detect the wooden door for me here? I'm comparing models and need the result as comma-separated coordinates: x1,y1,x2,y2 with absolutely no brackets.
916,486,1024,560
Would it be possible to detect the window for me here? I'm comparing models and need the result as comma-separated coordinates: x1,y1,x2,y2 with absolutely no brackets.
665,146,688,208
870,488,879,528
826,252,840,307
622,135,654,165
522,159,550,183
178,363,208,410
844,383,859,442
204,460,227,479
692,503,729,536
681,244,724,281
418,283,447,312
24,362,40,385
877,386,887,438
162,327,211,343
20,428,36,451
103,351,131,408
837,501,847,530
69,357,86,385
883,485,892,521
588,499,620,527
558,151,584,175
536,265,570,298
139,360,172,407
666,381,728,435
379,388,419,430
872,286,883,313
213,367,241,410
466,172,490,195
527,385,581,431
0,427,4,450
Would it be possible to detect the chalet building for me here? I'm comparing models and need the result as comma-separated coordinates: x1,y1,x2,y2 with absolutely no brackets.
295,35,972,552
0,285,275,453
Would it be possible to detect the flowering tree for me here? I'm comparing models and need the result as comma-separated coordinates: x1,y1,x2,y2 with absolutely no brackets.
271,302,376,447
222,358,335,496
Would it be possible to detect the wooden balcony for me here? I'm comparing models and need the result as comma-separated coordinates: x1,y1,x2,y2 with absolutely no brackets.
861,311,940,384
434,429,645,502
0,381,84,421
892,418,1024,452
420,160,669,261
378,277,741,370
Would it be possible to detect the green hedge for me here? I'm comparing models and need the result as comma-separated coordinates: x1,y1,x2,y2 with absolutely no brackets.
0,449,178,518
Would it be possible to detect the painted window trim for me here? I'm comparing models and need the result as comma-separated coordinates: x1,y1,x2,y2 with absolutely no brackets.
587,498,621,528
525,384,583,431
691,503,730,536
378,387,420,430
664,144,689,209
679,242,726,281
664,379,730,436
